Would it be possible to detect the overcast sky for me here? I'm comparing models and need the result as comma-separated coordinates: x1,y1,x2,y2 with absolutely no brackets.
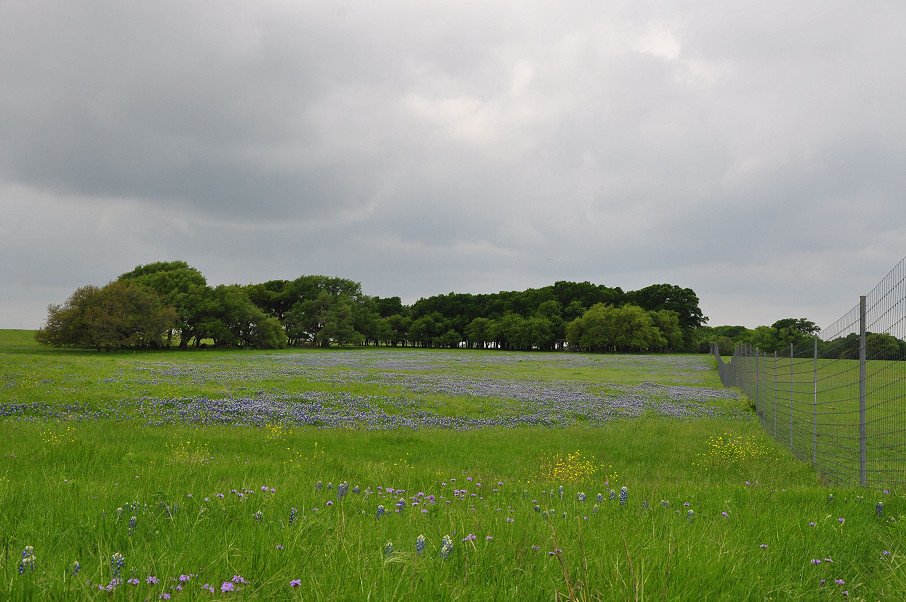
3,0,905,331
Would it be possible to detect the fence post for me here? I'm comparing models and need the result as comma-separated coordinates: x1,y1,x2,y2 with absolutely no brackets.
755,348,760,419
859,295,867,486
813,335,818,466
773,351,778,439
790,343,794,454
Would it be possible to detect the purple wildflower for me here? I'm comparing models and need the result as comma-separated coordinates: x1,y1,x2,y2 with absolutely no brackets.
290,579,301,587
221,581,235,592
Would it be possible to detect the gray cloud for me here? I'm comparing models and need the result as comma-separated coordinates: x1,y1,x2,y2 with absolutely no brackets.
3,0,906,330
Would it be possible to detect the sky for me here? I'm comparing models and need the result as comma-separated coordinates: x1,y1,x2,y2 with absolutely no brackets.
2,0,906,331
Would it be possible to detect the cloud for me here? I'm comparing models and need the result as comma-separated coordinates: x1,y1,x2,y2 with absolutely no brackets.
2,0,906,330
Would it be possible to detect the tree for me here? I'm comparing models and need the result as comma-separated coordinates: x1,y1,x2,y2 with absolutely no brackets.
465,317,493,349
118,261,208,348
36,281,176,350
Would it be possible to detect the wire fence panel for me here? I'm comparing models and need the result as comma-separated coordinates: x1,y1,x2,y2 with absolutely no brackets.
712,256,906,489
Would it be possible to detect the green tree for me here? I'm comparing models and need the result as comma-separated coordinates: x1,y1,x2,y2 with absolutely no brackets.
36,281,176,350
118,260,208,348
465,317,493,349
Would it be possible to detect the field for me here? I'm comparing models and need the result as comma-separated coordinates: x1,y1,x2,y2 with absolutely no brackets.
0,329,903,600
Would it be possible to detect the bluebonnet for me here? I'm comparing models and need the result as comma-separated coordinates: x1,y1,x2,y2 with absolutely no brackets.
440,535,453,559
559,486,564,501
577,492,586,502
376,505,385,519
596,493,603,503
128,515,136,536
877,502,884,517
18,546,35,575
111,552,125,578
619,486,628,506
383,541,394,558
290,507,297,525
337,481,349,501
416,535,426,556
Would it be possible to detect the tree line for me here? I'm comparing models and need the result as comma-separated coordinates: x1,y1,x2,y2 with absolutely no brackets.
702,318,906,360
35,261,708,352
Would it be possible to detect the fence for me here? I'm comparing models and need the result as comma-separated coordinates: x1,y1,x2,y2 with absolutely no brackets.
712,256,906,489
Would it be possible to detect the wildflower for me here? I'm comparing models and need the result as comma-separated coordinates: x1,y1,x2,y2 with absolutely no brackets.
146,576,159,584
687,509,694,523
290,579,301,587
127,578,139,585
809,522,816,526
315,481,322,491
384,541,394,558
577,492,586,502
111,552,125,578
254,511,263,522
440,535,453,559
290,507,297,525
232,575,246,584
642,500,648,510
609,489,616,501
337,481,349,500
835,579,845,585
71,561,81,576
326,501,333,506
882,550,890,557
759,544,768,549
128,516,137,536
559,485,564,500
416,535,426,556
221,581,235,592
376,505,385,519
877,502,884,517
811,559,821,565
160,594,171,600
462,533,476,542
661,500,670,508
486,536,493,541
203,584,215,593
838,518,845,524
596,493,603,503
18,546,36,574
276,544,284,550
592,504,599,514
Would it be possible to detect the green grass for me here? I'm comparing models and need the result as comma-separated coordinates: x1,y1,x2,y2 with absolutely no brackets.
0,330,903,600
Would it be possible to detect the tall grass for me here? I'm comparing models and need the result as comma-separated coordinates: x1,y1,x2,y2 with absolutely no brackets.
0,330,902,600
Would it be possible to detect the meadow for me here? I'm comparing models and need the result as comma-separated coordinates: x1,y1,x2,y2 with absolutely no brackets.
0,330,902,600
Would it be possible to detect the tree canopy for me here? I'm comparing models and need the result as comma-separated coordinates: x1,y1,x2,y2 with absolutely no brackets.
36,261,710,353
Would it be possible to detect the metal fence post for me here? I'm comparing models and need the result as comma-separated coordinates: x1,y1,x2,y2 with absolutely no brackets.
755,348,760,419
790,343,794,454
813,335,818,466
859,295,867,486
773,351,778,439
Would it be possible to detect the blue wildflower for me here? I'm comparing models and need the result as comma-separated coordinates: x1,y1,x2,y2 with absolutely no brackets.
619,486,628,506
416,535,426,556
440,535,453,559
18,546,36,575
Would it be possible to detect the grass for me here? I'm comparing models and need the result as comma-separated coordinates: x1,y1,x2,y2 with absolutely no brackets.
0,330,903,600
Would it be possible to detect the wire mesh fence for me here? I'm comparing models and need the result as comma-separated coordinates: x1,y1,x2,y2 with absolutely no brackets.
713,257,906,489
